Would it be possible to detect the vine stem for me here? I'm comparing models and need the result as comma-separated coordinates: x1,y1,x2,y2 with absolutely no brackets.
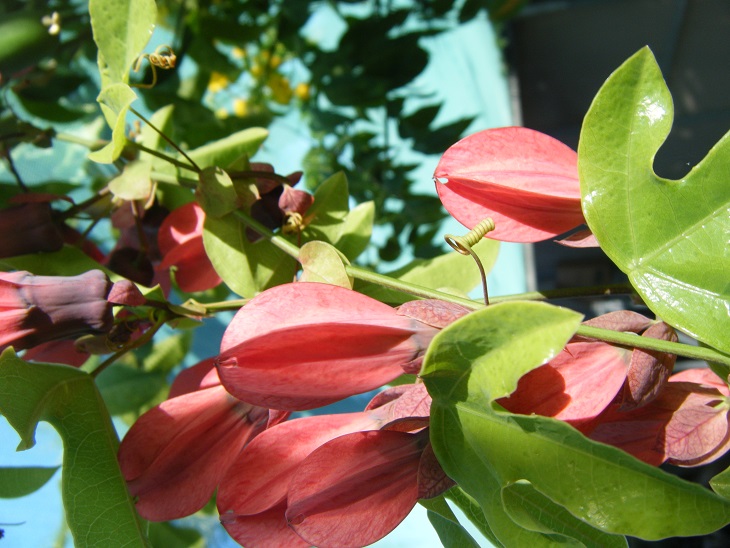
231,210,730,367
89,312,167,378
577,325,730,368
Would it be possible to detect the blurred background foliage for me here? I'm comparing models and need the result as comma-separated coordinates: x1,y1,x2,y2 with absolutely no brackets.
0,0,525,267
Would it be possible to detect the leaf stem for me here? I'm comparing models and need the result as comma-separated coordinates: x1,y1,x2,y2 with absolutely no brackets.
129,141,198,173
576,325,730,367
151,171,198,189
129,107,201,173
89,311,167,378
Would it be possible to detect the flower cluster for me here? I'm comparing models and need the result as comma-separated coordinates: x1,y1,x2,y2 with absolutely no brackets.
118,282,467,545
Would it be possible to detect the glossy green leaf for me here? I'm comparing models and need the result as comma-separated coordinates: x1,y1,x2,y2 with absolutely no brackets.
360,238,499,305
109,159,153,201
89,0,157,86
0,466,59,498
203,213,296,298
88,83,137,163
188,127,268,170
420,495,481,548
299,241,353,288
422,302,730,542
196,166,237,218
578,47,730,354
502,480,627,547
0,349,149,547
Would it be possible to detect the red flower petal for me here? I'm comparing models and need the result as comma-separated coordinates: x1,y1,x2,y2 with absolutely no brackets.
217,283,438,410
217,412,382,517
118,385,266,521
499,341,629,424
285,430,425,548
434,127,582,242
220,502,309,548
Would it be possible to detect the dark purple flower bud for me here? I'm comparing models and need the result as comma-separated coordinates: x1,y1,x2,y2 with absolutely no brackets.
0,270,114,352
0,203,63,258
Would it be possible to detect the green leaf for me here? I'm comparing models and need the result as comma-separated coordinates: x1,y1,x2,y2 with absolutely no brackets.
420,495,481,548
422,302,730,542
196,166,237,218
502,480,627,547
203,213,296,298
446,487,503,548
188,127,268,170
302,172,350,245
711,464,730,499
88,83,137,163
0,349,149,547
109,159,154,201
578,47,730,354
299,241,352,288
359,238,499,305
89,0,157,86
147,521,203,548
334,201,375,260
96,364,167,415
0,466,59,498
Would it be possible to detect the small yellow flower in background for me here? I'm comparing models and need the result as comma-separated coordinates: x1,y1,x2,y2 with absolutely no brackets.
250,63,263,78
208,71,230,93
233,99,248,117
294,82,311,102
215,107,229,119
231,47,246,60
268,73,293,105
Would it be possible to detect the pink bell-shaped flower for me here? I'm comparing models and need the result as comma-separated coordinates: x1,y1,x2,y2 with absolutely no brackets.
117,359,286,521
157,202,222,293
215,283,465,411
434,126,583,242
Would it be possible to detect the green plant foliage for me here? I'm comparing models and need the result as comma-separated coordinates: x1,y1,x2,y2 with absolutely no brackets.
445,487,502,547
89,0,156,87
88,83,138,163
0,349,149,547
420,495,481,548
203,214,297,298
501,480,627,547
302,172,351,244
422,302,730,543
96,364,167,416
710,465,730,499
578,47,730,354
334,201,375,260
108,159,153,201
196,166,237,218
0,466,59,498
188,128,268,171
299,241,353,288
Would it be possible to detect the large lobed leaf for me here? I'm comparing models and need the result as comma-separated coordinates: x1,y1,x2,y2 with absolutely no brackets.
422,302,730,544
0,349,149,547
578,47,730,354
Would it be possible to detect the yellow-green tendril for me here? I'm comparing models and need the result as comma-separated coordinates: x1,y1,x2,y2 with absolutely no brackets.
445,218,496,305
